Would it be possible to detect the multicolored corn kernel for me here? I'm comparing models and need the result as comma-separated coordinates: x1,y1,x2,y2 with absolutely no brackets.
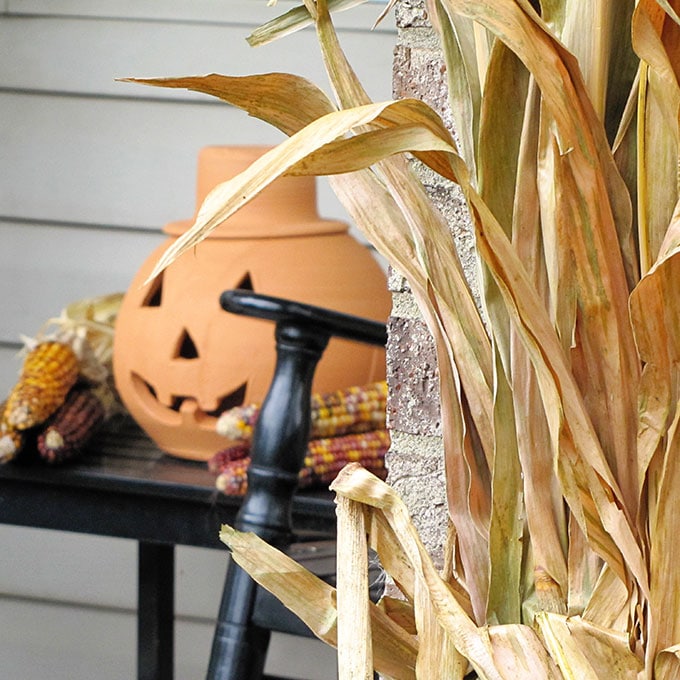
215,403,259,440
37,386,107,464
300,430,389,487
214,455,251,496
207,442,250,475
6,341,80,429
211,429,390,496
216,381,388,442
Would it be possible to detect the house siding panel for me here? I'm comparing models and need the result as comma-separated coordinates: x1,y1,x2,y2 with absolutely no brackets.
0,3,394,676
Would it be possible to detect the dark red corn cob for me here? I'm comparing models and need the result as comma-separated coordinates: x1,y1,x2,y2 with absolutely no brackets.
207,442,250,475
37,386,107,464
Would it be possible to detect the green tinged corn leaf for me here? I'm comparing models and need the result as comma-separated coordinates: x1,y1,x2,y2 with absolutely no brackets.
247,0,369,47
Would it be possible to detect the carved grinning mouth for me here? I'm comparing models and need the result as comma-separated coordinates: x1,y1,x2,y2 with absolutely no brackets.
131,373,247,420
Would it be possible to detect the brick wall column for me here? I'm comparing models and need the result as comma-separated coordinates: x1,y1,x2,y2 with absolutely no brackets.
385,0,478,567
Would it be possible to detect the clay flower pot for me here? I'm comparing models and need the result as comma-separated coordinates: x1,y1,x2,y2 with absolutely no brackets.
113,146,390,460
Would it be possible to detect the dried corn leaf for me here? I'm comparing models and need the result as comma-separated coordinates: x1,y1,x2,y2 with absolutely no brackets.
366,509,417,604
646,401,680,657
632,0,680,274
536,612,642,679
486,350,523,625
246,0,370,47
431,0,484,176
567,519,605,623
335,495,373,679
487,624,562,679
331,464,561,679
511,80,569,606
378,596,417,636
655,644,680,680
143,98,450,281
122,73,336,136
580,566,630,634
414,576,468,679
219,523,418,680
629,213,680,659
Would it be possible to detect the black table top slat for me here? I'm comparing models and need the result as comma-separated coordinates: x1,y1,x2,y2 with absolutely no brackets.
0,416,336,549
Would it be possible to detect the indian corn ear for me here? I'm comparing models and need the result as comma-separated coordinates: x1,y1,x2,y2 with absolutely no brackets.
0,401,23,463
300,429,389,487
37,386,107,464
216,381,388,441
6,341,80,429
212,429,390,496
207,441,250,474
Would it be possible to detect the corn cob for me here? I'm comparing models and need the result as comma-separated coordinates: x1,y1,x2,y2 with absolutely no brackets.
299,430,389,487
5,341,80,430
212,429,390,496
206,441,250,475
216,381,388,442
37,385,108,464
0,402,23,463
214,454,251,496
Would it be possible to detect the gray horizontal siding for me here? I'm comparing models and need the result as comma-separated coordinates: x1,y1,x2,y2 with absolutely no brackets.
4,0,391,31
0,9,395,101
0,3,394,674
0,591,337,679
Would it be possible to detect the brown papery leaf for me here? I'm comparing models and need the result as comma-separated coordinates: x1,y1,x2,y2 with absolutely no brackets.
331,464,561,679
120,73,336,136
335,495,373,679
220,523,418,679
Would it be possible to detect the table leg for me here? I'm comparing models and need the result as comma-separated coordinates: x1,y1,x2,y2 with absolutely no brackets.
138,541,175,680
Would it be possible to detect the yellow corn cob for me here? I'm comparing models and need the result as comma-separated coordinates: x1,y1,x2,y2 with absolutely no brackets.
212,429,390,496
5,341,80,429
37,385,108,464
216,381,388,442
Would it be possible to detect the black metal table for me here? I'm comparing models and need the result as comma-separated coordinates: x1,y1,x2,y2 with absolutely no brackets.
0,417,337,680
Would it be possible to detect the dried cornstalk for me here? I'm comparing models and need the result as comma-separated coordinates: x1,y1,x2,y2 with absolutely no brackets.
136,0,680,675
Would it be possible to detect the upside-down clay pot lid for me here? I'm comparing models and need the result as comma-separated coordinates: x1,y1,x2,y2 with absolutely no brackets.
163,145,348,239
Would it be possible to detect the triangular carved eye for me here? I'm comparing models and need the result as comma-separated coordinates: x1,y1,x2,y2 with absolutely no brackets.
175,328,199,359
142,271,163,307
236,271,254,291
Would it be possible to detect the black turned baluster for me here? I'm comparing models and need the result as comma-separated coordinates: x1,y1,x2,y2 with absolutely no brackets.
237,322,329,542
206,312,330,680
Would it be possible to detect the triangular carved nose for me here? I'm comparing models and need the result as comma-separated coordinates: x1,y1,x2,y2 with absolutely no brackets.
175,328,199,359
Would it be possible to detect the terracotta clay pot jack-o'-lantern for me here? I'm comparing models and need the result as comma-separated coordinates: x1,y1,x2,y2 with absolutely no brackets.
113,146,391,461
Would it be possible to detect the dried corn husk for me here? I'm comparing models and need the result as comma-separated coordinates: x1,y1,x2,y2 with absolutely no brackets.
130,0,680,675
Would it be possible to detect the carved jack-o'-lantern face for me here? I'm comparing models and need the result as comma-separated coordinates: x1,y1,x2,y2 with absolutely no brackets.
113,147,391,461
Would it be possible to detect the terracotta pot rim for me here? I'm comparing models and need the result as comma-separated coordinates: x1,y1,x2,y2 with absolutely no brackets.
163,218,348,238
